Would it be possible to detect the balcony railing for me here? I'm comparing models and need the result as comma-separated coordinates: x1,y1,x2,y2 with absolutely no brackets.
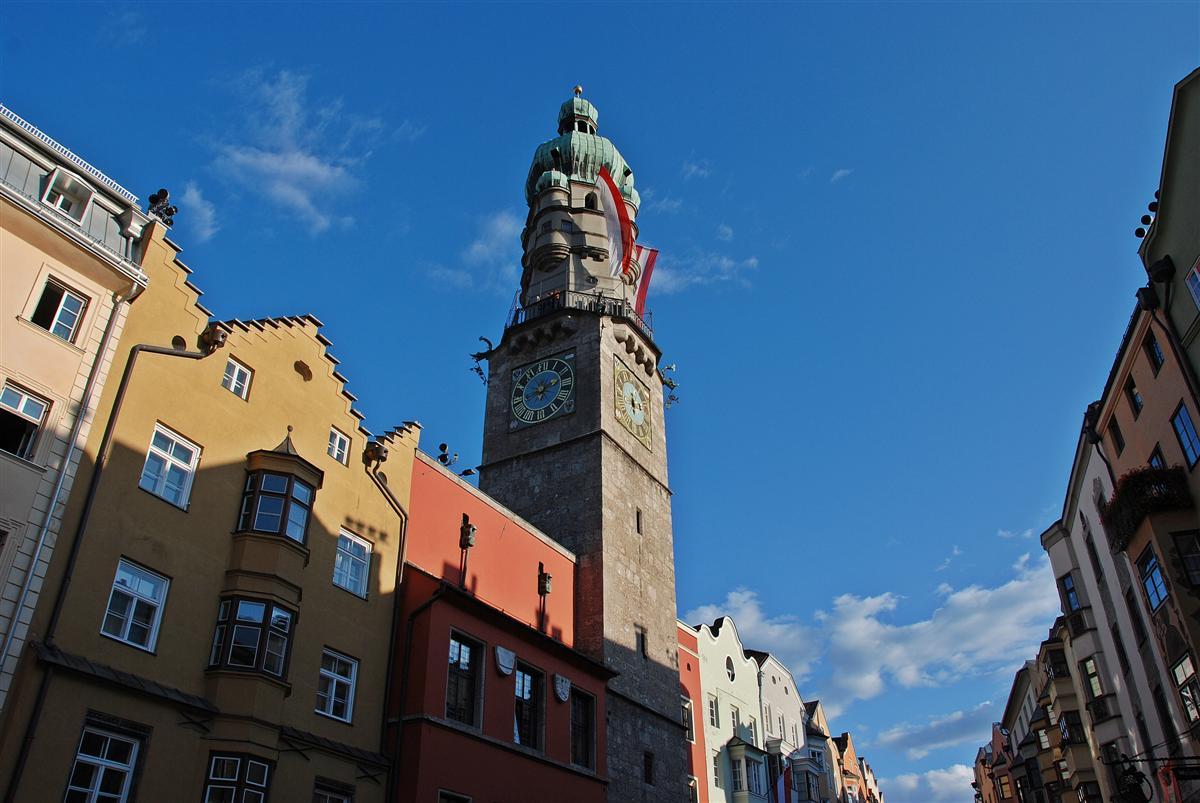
507,289,653,339
1100,466,1194,551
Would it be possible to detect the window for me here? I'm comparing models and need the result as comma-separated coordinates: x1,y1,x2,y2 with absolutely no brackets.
1173,404,1200,467
1037,728,1050,749
585,192,597,210
1076,782,1102,802
778,714,785,737
1145,332,1166,374
681,696,695,742
1059,573,1081,612
1056,759,1070,781
1059,710,1085,744
1150,444,1167,469
237,471,314,544
765,704,772,732
221,358,253,400
726,656,735,681
1084,535,1104,581
731,757,744,791
203,753,271,803
437,794,469,803
730,705,739,733
327,427,350,465
1174,654,1200,723
316,649,357,723
571,688,595,769
810,749,824,769
446,633,481,726
208,597,294,678
1188,259,1200,310
635,507,643,534
1113,623,1132,675
713,753,722,788
138,425,200,507
687,776,699,803
749,717,757,746
313,784,353,803
1126,588,1148,643
1126,377,1144,417
41,169,92,222
1139,547,1169,610
101,560,168,651
514,662,543,750
0,383,48,460
332,530,371,597
65,727,139,802
31,279,87,342
643,751,655,785
708,695,720,728
635,625,648,659
1081,657,1103,699
747,758,764,795
1108,419,1125,456
998,776,1013,798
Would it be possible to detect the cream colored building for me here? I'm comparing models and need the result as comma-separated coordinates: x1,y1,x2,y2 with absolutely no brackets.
749,649,826,801
0,104,151,709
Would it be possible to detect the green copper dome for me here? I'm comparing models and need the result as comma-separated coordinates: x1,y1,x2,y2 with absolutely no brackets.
525,93,637,210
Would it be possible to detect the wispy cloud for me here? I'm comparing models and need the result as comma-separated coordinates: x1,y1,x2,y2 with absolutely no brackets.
875,702,998,759
426,210,524,293
830,168,854,184
178,182,219,243
716,223,734,242
211,69,384,234
682,158,712,180
936,545,963,572
685,589,818,681
394,119,428,143
885,764,975,803
97,5,147,47
642,187,682,215
653,251,759,294
998,528,1035,540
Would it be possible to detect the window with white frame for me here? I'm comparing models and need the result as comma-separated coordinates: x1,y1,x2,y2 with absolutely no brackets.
681,696,694,742
0,382,48,460
1173,654,1200,723
65,726,139,802
203,753,271,803
313,784,354,803
747,757,764,795
41,169,93,223
332,530,371,597
687,776,698,803
208,597,294,678
30,278,88,342
221,358,253,400
1187,258,1200,310
316,648,357,722
708,695,719,727
138,425,200,507
101,560,169,651
713,752,723,788
328,427,350,465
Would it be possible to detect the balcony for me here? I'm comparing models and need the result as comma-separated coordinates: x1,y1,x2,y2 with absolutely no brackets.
1085,695,1117,725
507,288,653,339
1101,466,1194,551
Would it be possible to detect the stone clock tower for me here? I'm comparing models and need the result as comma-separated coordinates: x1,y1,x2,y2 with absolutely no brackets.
479,91,684,800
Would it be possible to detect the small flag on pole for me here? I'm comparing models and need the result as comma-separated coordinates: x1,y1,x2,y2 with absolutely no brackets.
632,244,659,316
596,165,633,280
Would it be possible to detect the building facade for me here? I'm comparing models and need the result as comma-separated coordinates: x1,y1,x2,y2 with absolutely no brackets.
0,104,151,710
478,91,686,800
0,211,420,801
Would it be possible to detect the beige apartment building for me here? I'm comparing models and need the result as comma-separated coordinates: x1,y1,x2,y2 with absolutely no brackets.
0,105,152,709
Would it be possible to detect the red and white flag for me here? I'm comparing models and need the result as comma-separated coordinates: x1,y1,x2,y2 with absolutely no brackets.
632,244,659,316
597,165,633,280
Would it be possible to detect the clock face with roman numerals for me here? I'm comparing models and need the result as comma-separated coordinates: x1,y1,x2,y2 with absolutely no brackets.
510,354,575,428
614,357,653,449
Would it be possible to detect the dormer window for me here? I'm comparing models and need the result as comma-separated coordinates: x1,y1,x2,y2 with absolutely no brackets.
40,168,94,224
238,471,314,544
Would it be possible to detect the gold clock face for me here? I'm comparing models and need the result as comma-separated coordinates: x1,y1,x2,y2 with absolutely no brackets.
614,357,652,449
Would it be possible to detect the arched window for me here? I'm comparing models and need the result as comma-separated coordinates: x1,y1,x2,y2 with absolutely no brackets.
726,656,736,681
585,193,597,211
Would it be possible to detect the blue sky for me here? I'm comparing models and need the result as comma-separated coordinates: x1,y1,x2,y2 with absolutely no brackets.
4,2,1198,798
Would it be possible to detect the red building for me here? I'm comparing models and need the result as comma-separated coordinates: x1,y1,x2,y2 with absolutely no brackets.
390,451,613,802
678,622,709,803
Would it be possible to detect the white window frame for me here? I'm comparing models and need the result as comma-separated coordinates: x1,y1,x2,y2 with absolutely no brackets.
332,530,372,598
1187,256,1200,310
682,696,695,742
66,727,139,802
138,424,200,507
40,167,94,223
747,757,764,795
328,426,350,465
221,357,253,400
0,382,49,460
316,648,358,723
314,790,352,803
731,756,744,791
31,278,89,343
101,559,169,651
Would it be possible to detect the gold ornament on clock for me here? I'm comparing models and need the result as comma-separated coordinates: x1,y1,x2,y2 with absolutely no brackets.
613,357,652,449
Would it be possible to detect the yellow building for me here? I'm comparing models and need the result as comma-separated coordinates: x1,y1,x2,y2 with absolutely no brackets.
0,182,420,800
0,105,152,710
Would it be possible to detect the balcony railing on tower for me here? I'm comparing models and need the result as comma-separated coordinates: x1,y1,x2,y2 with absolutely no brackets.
506,289,653,339
1100,466,1194,551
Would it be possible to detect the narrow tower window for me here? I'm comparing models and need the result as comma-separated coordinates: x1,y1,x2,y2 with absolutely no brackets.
636,508,643,535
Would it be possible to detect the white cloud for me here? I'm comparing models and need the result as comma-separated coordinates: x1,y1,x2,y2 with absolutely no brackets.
716,223,734,242
885,764,976,803
682,159,712,179
98,6,147,47
936,545,963,572
427,210,523,293
684,589,817,681
178,182,218,243
875,702,997,760
816,553,1058,711
653,252,759,294
394,119,427,142
211,69,383,234
830,168,854,184
998,528,1035,540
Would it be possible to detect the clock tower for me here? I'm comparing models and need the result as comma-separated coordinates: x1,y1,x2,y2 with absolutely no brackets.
479,90,684,800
